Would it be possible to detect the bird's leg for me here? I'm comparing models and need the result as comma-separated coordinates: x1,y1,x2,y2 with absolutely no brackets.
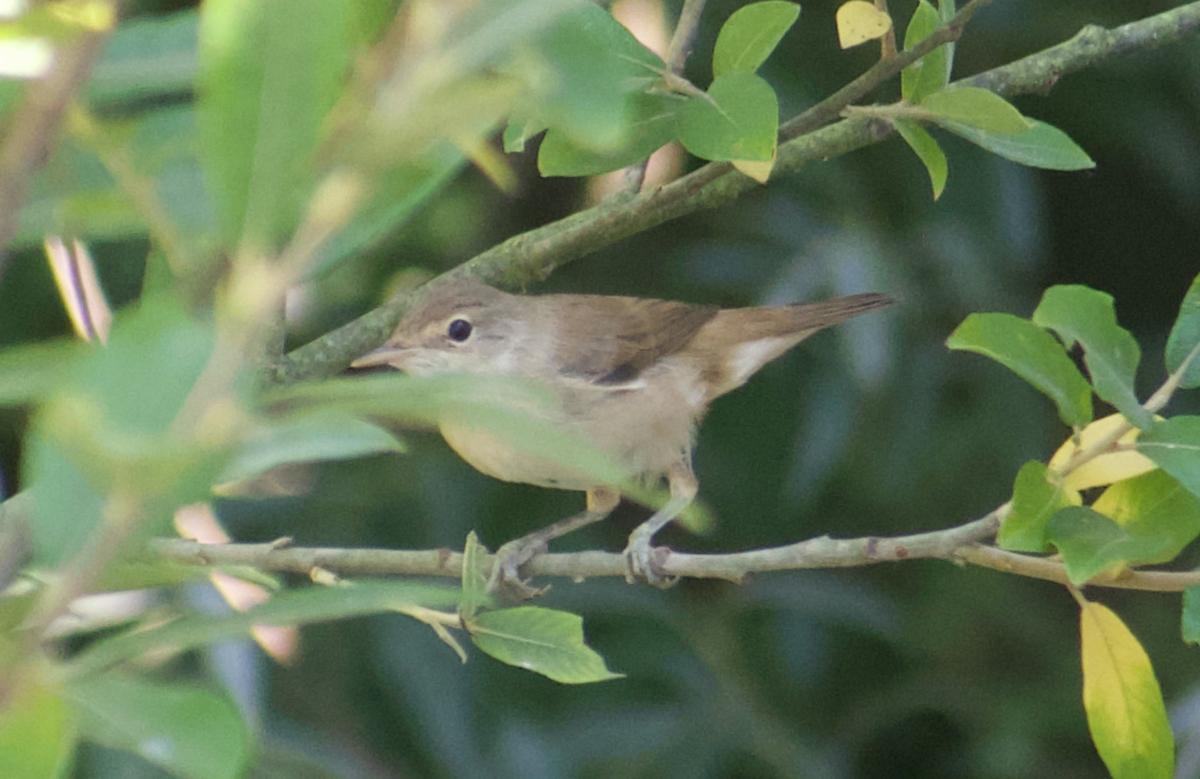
487,486,620,595
624,462,698,587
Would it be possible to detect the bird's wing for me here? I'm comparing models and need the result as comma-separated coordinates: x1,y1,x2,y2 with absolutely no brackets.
550,295,718,386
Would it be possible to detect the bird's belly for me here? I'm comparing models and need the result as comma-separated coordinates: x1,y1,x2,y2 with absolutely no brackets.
438,416,609,491
569,375,698,480
437,378,697,491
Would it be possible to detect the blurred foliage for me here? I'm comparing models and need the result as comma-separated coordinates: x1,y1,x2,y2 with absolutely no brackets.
0,0,1199,778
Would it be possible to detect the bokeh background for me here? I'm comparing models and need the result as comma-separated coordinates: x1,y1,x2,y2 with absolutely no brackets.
2,0,1199,777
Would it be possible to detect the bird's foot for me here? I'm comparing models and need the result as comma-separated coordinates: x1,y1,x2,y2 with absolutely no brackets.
623,530,677,588
486,537,550,599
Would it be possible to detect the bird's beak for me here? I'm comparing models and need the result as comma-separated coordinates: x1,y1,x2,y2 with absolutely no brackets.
350,344,408,370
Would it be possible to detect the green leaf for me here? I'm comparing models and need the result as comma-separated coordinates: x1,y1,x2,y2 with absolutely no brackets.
1047,470,1200,583
141,249,176,298
270,374,629,485
921,87,1030,134
87,11,198,107
93,558,213,593
1080,601,1175,779
538,93,677,177
502,114,541,154
83,299,217,434
678,71,778,162
938,0,956,75
309,142,467,276
508,3,663,152
1138,416,1200,499
30,106,219,258
123,106,221,249
1165,272,1200,388
0,340,82,407
901,0,947,103
21,299,222,565
198,0,350,248
1047,507,1165,585
67,581,461,678
220,412,404,485
935,118,1095,171
467,606,622,684
0,682,76,779
69,674,248,779
1092,469,1200,562
540,4,661,148
22,442,105,567
459,531,491,621
0,491,33,593
712,1,801,78
1033,285,1151,429
999,461,1079,552
893,118,946,199
1184,586,1200,645
946,312,1093,427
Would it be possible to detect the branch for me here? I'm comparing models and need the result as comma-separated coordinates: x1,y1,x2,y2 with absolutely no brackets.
270,0,1200,386
665,0,707,80
961,3,1200,96
779,0,998,140
147,506,1200,593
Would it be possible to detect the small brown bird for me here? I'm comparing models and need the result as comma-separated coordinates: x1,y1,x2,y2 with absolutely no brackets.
352,276,891,589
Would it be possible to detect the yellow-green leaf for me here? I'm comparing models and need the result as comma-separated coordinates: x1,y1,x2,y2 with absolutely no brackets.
733,156,774,183
1080,601,1174,779
835,1,891,49
0,681,76,779
1050,413,1158,492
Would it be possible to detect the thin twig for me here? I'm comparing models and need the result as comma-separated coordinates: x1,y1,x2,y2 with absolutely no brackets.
874,0,897,61
780,0,1000,141
665,0,707,75
954,545,1200,592
66,105,191,271
617,0,708,195
143,503,1200,593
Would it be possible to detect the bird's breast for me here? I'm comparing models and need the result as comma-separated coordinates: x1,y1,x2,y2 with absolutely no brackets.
436,365,702,491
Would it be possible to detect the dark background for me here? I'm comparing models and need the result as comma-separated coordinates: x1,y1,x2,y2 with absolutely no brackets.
2,1,1198,777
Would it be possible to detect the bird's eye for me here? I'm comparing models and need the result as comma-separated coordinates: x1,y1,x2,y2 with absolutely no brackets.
447,318,473,343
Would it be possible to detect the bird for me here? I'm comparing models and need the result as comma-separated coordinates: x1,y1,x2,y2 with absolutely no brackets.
352,276,891,591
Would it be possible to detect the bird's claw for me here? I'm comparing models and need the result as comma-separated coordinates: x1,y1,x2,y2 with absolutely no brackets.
623,536,677,588
486,538,550,599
